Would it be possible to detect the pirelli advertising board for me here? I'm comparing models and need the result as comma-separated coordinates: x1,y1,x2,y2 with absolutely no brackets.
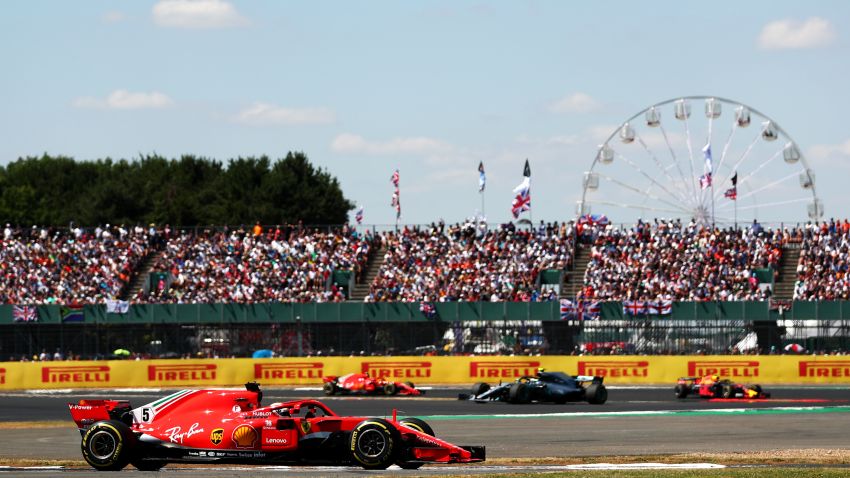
1,356,849,390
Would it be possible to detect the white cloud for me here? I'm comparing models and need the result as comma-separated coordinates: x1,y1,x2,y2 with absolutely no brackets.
234,103,335,125
102,11,126,23
757,17,836,50
152,0,248,29
549,92,600,114
331,133,450,155
808,139,850,166
72,90,174,110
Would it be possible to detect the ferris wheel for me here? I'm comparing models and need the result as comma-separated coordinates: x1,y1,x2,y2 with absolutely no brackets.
578,96,822,225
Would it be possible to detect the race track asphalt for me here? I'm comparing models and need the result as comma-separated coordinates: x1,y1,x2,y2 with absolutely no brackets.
0,386,848,476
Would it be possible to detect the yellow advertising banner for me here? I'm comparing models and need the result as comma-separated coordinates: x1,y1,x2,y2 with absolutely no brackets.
0,355,848,390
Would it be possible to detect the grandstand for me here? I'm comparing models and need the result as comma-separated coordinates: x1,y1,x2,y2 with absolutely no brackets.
1,218,849,359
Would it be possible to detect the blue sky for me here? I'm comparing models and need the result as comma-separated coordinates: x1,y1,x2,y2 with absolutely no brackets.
2,1,849,227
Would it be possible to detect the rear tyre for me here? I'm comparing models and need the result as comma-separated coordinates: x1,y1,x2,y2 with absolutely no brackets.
396,418,435,470
470,382,490,397
508,382,530,404
674,384,690,399
383,383,398,395
585,383,608,405
81,420,135,471
323,381,337,396
350,419,399,470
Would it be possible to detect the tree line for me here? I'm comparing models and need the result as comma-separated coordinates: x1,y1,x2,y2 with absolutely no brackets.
0,152,354,226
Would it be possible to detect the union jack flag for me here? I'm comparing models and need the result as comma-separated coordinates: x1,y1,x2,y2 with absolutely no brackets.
560,299,600,320
511,187,530,218
13,305,38,322
390,169,400,187
623,300,648,316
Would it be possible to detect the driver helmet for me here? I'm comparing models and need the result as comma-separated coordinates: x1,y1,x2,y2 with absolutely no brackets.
710,375,720,382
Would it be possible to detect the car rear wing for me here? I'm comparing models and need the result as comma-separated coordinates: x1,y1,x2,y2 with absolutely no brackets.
68,399,132,433
574,375,604,384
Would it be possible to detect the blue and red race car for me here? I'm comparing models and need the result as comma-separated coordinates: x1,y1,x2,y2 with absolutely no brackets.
675,374,771,399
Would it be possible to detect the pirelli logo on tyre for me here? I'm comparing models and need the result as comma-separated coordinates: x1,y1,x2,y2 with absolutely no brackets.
688,360,759,378
148,364,217,382
42,365,110,384
799,361,850,378
577,361,649,378
361,361,432,379
469,361,541,379
254,362,323,381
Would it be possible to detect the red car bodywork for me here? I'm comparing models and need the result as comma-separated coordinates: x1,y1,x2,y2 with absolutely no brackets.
675,375,770,399
68,383,481,471
322,372,422,396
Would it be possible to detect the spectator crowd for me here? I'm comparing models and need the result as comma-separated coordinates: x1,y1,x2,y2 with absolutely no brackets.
1,218,850,305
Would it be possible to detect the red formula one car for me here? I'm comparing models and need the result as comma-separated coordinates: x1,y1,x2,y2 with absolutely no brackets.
322,372,423,396
675,374,771,399
68,382,482,471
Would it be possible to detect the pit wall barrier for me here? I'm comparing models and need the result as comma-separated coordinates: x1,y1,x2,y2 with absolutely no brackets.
1,355,849,390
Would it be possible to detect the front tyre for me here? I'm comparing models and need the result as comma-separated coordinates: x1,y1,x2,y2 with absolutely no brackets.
81,420,135,471
397,418,435,469
470,382,490,397
383,383,398,395
323,381,337,396
350,419,399,470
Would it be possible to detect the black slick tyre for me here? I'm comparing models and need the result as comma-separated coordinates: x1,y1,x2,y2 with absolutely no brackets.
675,384,690,399
349,419,399,470
383,383,398,395
81,420,135,471
721,384,735,399
323,381,337,396
396,418,435,469
585,383,608,404
508,382,530,404
470,382,490,397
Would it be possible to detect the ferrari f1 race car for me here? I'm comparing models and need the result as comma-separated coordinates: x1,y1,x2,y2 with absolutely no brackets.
459,370,608,404
68,382,483,471
322,372,422,396
675,375,771,399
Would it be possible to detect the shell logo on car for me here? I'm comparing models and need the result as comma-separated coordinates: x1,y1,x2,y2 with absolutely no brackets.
469,361,541,379
361,361,431,379
577,361,649,378
231,425,257,449
687,361,759,378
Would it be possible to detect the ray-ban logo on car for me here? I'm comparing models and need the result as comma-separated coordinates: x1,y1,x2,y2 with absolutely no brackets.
253,363,323,380
42,365,109,383
577,361,649,378
469,361,541,378
799,361,850,378
361,361,432,379
688,361,759,378
148,364,216,382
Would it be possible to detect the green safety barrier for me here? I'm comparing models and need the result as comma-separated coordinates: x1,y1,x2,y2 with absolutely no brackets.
1,301,848,325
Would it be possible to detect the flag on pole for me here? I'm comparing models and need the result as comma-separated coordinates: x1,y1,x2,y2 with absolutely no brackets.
724,171,738,200
699,173,712,189
390,169,399,187
511,159,531,218
478,161,486,192
702,143,713,174
355,205,364,224
390,170,400,219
